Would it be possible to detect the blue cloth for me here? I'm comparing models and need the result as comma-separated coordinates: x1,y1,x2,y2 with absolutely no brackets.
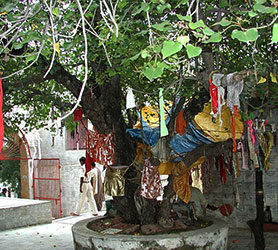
126,120,214,160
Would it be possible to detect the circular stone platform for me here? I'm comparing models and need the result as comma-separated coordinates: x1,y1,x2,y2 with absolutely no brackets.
72,217,228,250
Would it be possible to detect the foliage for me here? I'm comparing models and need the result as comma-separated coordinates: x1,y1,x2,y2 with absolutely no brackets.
0,160,21,197
0,0,278,131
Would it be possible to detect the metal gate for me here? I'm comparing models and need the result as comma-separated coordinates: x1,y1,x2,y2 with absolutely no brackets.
33,158,62,218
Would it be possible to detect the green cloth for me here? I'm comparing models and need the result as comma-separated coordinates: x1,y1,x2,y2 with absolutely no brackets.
159,88,169,137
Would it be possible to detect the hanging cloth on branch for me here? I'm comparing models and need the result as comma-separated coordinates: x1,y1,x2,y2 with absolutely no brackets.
0,78,3,152
85,126,115,166
140,158,162,199
158,88,169,137
126,87,136,109
73,107,83,122
209,72,225,126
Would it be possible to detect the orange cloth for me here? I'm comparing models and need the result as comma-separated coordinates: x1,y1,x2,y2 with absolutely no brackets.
175,110,187,135
172,161,192,203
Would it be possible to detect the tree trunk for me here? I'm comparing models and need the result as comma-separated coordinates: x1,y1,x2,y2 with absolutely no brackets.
247,168,265,250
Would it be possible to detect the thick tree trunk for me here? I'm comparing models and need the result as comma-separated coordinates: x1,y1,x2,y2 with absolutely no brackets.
247,168,265,250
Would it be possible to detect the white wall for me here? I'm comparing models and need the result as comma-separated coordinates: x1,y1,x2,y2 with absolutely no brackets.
26,127,89,217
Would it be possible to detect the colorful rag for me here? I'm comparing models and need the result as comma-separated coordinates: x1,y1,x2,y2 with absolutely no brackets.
0,78,3,152
175,110,187,135
85,126,115,166
158,88,169,137
126,87,136,109
85,151,94,176
209,73,218,118
140,158,162,199
237,141,248,170
231,105,240,152
172,161,192,203
104,165,129,196
73,107,82,121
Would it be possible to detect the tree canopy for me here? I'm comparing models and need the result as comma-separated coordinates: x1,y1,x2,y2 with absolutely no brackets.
0,0,277,135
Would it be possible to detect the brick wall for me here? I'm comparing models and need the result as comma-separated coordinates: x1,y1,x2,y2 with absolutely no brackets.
203,147,278,228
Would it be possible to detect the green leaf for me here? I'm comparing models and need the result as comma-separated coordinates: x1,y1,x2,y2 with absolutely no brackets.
179,0,189,4
52,7,60,16
132,2,150,16
143,62,166,81
255,0,266,4
203,27,215,36
26,55,36,63
248,11,258,17
253,3,277,14
231,28,259,42
130,52,140,61
152,21,171,31
161,41,182,59
176,14,192,22
189,20,205,30
153,45,161,53
219,0,229,8
186,44,202,58
213,18,231,27
203,33,222,43
272,23,278,43
177,35,190,46
141,49,150,59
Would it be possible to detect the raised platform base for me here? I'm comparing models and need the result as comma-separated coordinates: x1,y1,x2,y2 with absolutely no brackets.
0,197,52,231
72,217,229,250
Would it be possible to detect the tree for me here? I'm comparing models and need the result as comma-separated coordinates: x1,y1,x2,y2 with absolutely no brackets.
1,0,278,248
0,160,21,197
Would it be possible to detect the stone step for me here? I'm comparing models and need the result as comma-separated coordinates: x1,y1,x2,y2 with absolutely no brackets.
0,197,52,231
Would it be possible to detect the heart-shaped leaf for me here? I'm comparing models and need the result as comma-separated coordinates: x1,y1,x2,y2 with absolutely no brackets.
143,62,166,81
186,44,202,58
213,18,231,27
203,33,222,43
203,27,214,36
189,20,205,30
161,41,182,59
177,35,190,46
231,28,258,42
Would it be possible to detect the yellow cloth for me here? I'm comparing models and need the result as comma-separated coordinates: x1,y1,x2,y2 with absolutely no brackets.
134,104,171,129
104,166,129,196
193,102,243,142
172,157,205,203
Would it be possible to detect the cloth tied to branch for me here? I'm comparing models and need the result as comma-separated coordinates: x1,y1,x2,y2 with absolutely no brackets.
104,165,129,196
159,88,169,137
140,158,162,199
126,87,136,109
85,126,115,166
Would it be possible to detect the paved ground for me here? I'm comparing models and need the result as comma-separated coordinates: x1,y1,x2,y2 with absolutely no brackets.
1,212,278,250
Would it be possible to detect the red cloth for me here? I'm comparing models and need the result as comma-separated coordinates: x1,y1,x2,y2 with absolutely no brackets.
219,154,226,184
140,159,162,199
175,110,187,135
85,151,94,176
209,74,218,115
73,107,82,121
85,126,115,165
0,78,3,152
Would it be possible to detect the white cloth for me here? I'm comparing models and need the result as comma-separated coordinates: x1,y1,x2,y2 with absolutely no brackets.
126,87,136,109
75,168,98,215
226,73,244,113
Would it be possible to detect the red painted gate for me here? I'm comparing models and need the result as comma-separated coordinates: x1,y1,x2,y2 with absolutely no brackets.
33,158,62,218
